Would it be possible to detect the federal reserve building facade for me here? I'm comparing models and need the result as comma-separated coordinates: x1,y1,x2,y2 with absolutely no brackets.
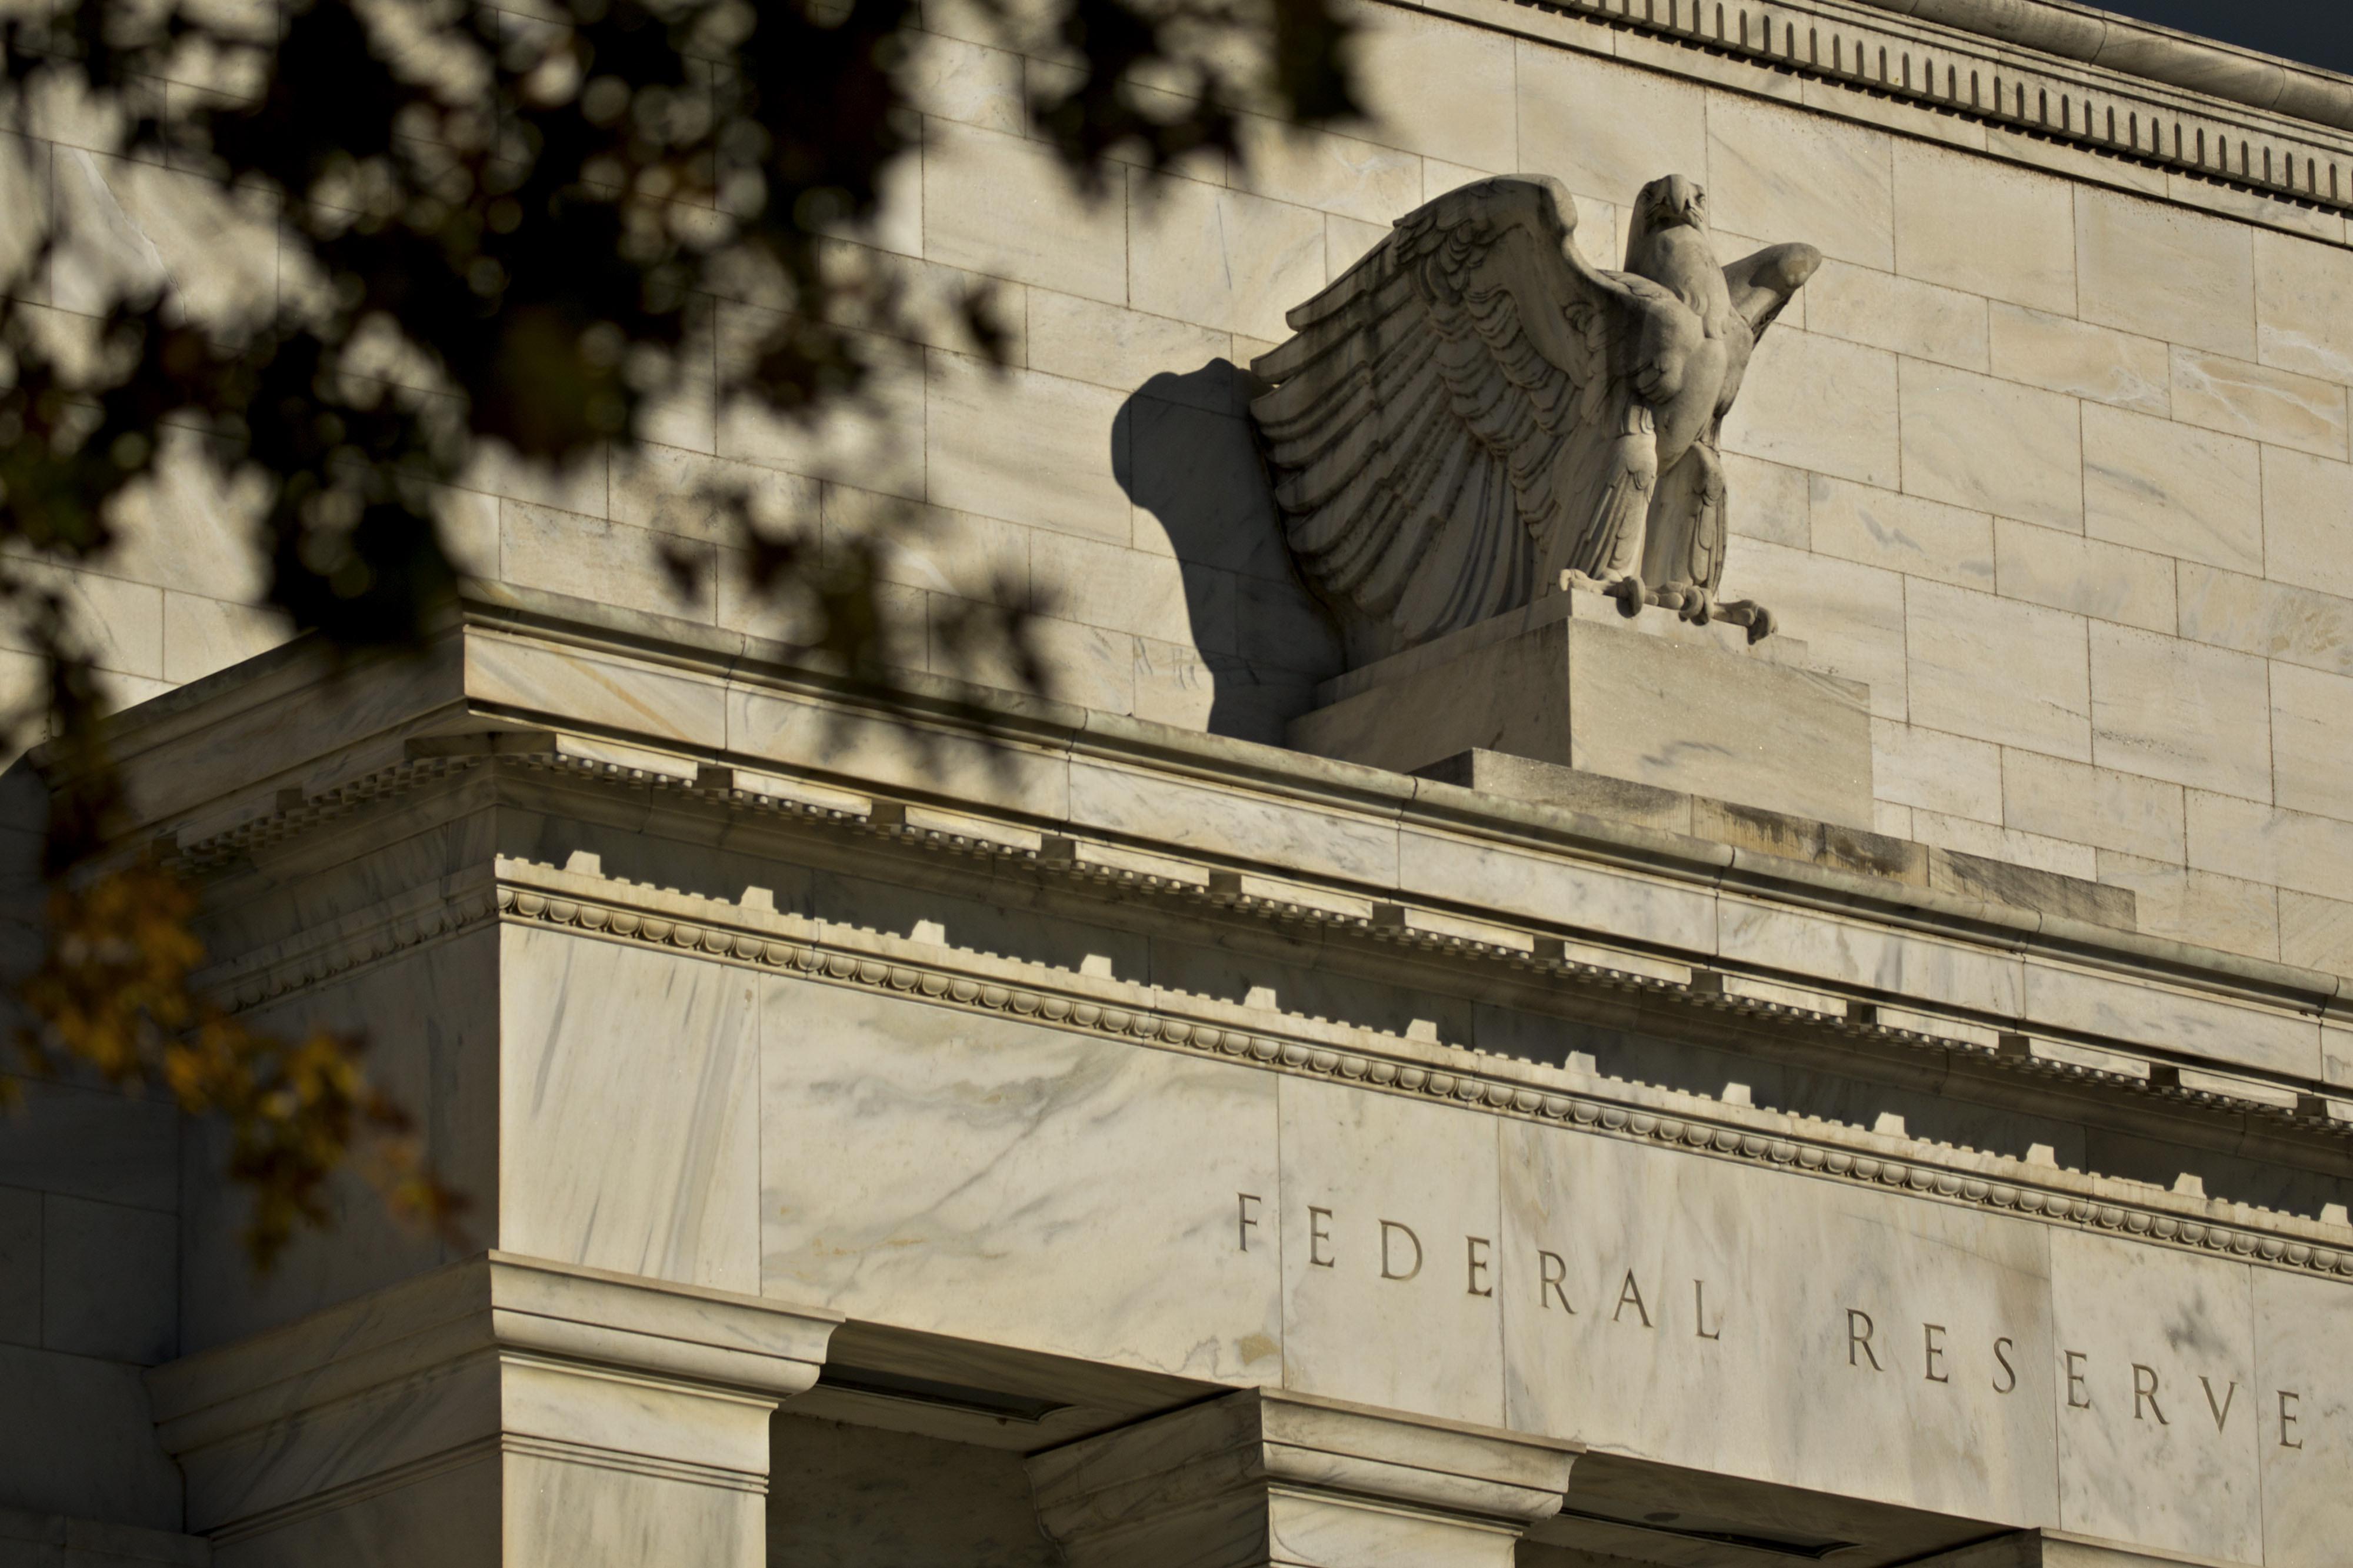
9,0,2353,1565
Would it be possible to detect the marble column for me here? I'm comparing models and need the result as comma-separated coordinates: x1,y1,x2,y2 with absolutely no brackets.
1025,1389,1578,1568
145,1253,840,1567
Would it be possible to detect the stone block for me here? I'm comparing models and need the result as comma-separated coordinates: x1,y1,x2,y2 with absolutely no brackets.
1516,45,1706,212
1412,749,1693,836
2171,346,2348,460
2269,661,2353,824
0,563,162,683
0,1185,36,1348
1500,1113,2057,1525
2281,889,2353,976
759,976,1282,1383
1891,140,2075,315
2001,750,2184,865
1987,303,2170,416
2096,853,2278,963
1398,826,1718,953
2260,445,2353,604
1128,172,1327,343
1931,849,2133,928
1723,538,1908,720
1806,261,1988,372
2048,1232,2260,1564
500,926,761,1293
1071,759,1399,888
2074,186,2255,361
1807,474,1993,590
1692,797,1929,886
1913,810,2096,881
0,1344,184,1530
1871,719,2002,822
2187,790,2353,905
1905,581,2090,762
1724,452,1811,549
1291,595,1874,829
2177,563,2353,679
612,445,824,543
2088,622,2271,801
103,429,271,603
1898,359,2082,532
1991,519,2177,636
923,120,1127,305
828,492,1029,610
2082,403,2262,574
1006,612,1135,715
1231,115,1423,227
926,355,1131,543
1722,327,1900,489
39,1193,176,1365
715,308,925,501
2255,1269,2353,1564
2255,225,2353,387
1705,91,1894,272
51,148,278,327
160,593,291,686
1324,210,1388,279
1279,1071,1505,1423
1025,289,1234,407
0,1079,178,1213
1352,7,1515,172
502,502,715,624
2024,956,2313,1077
1031,532,1217,649
905,32,1025,135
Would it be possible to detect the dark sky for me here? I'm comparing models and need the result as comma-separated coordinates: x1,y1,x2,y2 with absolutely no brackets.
2091,1,2353,76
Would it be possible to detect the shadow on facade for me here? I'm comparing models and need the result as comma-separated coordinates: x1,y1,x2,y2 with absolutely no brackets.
1106,361,1342,746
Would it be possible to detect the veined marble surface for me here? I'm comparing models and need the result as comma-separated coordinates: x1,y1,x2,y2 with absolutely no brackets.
1501,1114,2059,1527
758,975,1284,1384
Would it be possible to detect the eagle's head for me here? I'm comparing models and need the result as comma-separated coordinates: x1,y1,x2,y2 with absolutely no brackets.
1634,175,1709,236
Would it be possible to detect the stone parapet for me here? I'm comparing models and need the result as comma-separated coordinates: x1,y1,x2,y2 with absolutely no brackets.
1454,0,2353,237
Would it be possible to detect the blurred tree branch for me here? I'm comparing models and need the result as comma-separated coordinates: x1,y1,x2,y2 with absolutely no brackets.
0,0,1359,1265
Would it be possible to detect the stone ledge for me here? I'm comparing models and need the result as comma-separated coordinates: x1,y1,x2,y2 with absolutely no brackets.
74,583,2353,1075
1414,748,2137,932
1421,0,2353,248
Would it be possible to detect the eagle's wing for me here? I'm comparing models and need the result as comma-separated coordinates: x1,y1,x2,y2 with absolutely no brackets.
1722,241,1822,338
1250,175,1682,652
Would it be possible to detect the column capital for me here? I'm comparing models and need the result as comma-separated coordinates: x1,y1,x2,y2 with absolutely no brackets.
1026,1388,1579,1568
146,1252,841,1557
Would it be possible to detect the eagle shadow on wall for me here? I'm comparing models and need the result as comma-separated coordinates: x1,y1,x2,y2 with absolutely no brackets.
1249,174,1820,664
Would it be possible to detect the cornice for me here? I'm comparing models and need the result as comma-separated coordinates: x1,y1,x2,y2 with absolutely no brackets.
1847,0,2353,134
183,750,2353,1286
462,847,2353,1284
1428,0,2353,235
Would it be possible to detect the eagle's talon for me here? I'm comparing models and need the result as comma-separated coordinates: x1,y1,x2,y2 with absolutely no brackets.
1609,574,1648,618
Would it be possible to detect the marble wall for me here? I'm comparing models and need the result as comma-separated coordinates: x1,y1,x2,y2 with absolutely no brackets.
22,0,2353,973
753,973,2353,1566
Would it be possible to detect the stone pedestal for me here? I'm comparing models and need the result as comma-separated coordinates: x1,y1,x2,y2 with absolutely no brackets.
145,1253,839,1568
1288,586,1874,829
1025,1389,1578,1568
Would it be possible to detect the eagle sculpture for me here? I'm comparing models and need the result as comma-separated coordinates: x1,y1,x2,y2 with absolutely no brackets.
1250,174,1819,659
